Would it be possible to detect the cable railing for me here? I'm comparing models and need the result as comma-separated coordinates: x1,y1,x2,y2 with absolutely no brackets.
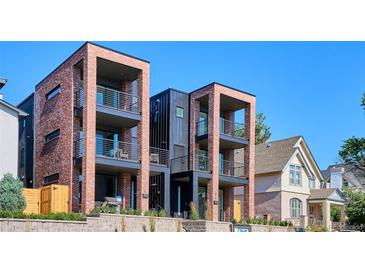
170,154,210,173
196,119,208,136
220,118,245,139
96,137,139,161
150,147,169,166
96,85,140,114
219,160,246,177
74,88,84,108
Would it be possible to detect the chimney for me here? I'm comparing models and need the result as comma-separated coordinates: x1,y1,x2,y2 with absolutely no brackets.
0,93,3,100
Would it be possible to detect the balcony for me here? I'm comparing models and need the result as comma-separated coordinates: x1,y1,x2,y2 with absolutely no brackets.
74,137,140,174
171,154,210,174
219,159,247,186
74,85,141,128
195,118,248,149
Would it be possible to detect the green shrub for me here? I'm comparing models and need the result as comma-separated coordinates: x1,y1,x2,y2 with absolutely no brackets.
238,217,289,227
0,173,26,212
126,208,134,215
144,210,157,217
158,209,168,217
331,206,341,222
134,209,142,216
307,225,328,232
0,210,86,221
189,202,199,220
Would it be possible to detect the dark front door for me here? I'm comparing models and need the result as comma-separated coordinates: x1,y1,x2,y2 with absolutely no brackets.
198,186,207,219
149,175,164,211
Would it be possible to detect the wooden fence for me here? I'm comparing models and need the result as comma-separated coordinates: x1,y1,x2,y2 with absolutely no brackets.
23,185,69,214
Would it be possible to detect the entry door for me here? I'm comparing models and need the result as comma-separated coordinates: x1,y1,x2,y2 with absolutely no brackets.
198,186,207,219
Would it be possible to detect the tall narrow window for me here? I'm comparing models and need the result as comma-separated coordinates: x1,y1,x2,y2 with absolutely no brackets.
289,165,302,186
290,198,302,218
309,178,315,189
46,85,61,100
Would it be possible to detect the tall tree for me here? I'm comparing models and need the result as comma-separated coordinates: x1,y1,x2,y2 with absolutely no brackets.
255,112,271,145
339,93,365,172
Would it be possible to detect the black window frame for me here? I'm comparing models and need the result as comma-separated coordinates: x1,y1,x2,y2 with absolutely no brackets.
46,85,61,101
45,129,60,143
44,173,59,185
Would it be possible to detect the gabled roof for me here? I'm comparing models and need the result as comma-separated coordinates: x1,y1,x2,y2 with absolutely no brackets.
308,188,347,203
0,99,28,116
255,136,301,175
321,164,365,189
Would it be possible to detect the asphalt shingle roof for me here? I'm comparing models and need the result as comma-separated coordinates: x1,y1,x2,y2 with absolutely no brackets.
255,136,301,175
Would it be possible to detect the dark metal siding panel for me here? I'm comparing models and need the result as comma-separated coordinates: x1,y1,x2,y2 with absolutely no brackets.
169,90,189,160
150,90,169,150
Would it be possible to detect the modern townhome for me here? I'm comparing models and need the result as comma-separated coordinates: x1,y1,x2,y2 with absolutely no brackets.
150,85,256,222
236,136,346,230
33,42,159,214
322,164,365,192
0,77,28,179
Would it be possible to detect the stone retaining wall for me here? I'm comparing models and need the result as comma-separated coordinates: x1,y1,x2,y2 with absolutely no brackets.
249,224,295,232
182,220,232,232
0,214,184,232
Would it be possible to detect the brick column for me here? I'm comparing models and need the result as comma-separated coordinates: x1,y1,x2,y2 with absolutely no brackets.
189,99,200,170
207,90,220,221
81,50,96,213
121,173,131,209
224,186,234,221
136,70,150,212
243,101,255,218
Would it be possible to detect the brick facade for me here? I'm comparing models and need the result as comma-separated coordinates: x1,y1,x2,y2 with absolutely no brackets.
34,43,150,213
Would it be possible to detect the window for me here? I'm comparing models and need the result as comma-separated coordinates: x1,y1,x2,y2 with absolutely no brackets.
46,85,61,100
290,198,302,218
289,165,302,186
309,178,315,189
44,173,59,185
176,106,184,118
45,129,60,143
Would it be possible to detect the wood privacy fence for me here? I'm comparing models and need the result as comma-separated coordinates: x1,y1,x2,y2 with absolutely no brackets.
23,185,69,214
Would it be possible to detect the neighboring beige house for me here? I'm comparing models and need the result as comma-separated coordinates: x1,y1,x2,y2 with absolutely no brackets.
322,164,365,193
235,136,346,230
0,77,28,179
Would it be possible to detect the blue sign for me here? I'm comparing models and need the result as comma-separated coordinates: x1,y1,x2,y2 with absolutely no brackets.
234,225,251,232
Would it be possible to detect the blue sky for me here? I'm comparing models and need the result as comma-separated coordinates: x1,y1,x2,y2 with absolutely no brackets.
0,42,364,169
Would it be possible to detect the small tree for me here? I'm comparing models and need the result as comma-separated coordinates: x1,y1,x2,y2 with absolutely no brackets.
339,137,365,173
343,188,365,225
0,173,26,212
361,92,365,109
255,112,272,145
331,206,341,222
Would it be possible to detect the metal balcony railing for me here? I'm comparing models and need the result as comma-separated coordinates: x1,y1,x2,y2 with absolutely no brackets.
96,137,139,161
196,119,208,136
219,159,245,177
220,118,245,139
74,88,84,108
74,137,83,158
74,137,139,161
150,147,169,166
170,154,210,173
96,85,140,114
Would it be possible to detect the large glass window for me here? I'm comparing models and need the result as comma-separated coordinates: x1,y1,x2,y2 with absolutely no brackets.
289,165,302,186
290,198,302,218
